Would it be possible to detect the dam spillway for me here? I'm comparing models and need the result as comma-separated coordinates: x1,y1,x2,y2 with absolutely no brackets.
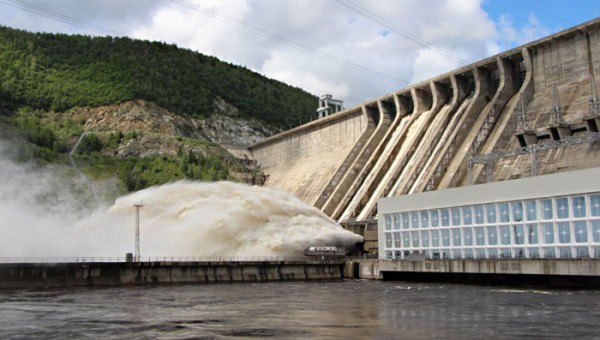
247,18,600,230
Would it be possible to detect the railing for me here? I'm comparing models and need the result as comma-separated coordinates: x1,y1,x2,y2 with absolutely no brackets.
382,254,600,262
0,256,343,264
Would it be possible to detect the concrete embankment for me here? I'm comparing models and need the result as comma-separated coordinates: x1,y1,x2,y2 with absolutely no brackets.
344,259,600,288
0,260,345,289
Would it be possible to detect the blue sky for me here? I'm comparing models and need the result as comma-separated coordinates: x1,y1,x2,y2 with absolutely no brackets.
0,0,598,105
483,0,599,36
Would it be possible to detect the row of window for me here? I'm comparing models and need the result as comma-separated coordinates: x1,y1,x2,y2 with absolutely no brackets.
384,195,600,230
384,220,600,249
385,246,600,260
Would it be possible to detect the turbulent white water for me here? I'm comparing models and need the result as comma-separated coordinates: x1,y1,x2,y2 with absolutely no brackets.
75,181,363,257
0,147,362,257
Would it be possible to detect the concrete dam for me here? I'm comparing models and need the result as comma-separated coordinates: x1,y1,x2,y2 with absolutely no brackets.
248,18,600,225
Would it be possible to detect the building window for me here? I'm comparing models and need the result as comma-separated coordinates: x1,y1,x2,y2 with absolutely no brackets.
500,248,511,258
452,208,461,226
385,215,392,230
486,204,497,223
442,229,451,247
543,247,556,258
464,227,473,246
593,221,600,243
556,197,569,219
592,195,600,216
431,230,440,247
452,229,462,246
464,249,474,259
431,210,439,227
527,224,538,244
528,247,540,258
499,203,510,223
557,222,570,244
499,225,511,245
402,231,411,248
452,249,462,259
526,200,537,221
488,248,498,258
474,205,485,224
543,223,554,244
514,224,525,245
462,206,472,225
574,221,588,243
421,231,430,247
402,213,410,229
572,196,586,218
393,213,401,229
576,247,589,258
441,209,450,226
487,226,498,245
542,199,553,220
512,202,523,222
421,211,429,228
412,231,420,247
393,232,401,248
475,227,485,246
385,233,392,248
411,212,420,228
476,249,486,259
559,247,572,258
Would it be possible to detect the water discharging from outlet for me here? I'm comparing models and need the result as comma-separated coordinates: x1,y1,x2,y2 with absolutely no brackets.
74,181,364,257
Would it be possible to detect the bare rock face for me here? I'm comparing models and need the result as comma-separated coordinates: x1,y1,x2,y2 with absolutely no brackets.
60,99,277,146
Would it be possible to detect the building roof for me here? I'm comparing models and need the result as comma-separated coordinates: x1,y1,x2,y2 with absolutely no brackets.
378,167,600,214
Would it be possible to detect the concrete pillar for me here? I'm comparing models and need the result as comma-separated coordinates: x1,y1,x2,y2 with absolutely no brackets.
411,87,433,115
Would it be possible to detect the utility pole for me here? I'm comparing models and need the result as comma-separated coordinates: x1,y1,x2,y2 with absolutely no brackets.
134,202,143,262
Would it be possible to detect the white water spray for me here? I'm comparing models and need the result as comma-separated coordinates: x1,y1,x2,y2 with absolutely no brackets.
75,181,364,257
0,145,363,257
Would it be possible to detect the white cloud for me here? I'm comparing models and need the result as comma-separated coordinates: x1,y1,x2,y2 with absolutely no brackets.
497,13,551,48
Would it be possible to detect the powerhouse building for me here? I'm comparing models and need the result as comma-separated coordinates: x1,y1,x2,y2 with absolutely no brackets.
378,167,600,260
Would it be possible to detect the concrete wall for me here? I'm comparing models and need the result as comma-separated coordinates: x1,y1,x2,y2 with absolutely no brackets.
0,261,345,289
379,259,600,277
249,18,600,223
250,108,367,205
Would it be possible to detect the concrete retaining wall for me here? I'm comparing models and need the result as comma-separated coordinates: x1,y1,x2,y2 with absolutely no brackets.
0,261,345,289
379,259,600,276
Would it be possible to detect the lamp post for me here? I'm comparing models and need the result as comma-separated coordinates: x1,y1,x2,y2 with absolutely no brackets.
134,202,143,262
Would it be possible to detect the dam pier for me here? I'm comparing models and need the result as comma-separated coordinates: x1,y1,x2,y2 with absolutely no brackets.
0,257,346,289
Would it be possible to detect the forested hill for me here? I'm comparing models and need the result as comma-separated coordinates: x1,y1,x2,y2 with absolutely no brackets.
0,25,317,128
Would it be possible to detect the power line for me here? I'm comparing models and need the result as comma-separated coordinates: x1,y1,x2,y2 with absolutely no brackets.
334,0,464,64
170,0,409,86
0,0,124,36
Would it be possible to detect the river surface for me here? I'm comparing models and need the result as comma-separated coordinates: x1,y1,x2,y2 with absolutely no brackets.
0,280,598,339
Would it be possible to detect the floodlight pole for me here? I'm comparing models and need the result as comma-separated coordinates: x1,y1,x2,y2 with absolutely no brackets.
134,202,143,262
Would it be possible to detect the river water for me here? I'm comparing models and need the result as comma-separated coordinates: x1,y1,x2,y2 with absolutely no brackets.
0,280,598,339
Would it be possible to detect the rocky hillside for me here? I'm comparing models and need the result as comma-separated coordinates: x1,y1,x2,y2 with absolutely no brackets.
52,99,279,146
